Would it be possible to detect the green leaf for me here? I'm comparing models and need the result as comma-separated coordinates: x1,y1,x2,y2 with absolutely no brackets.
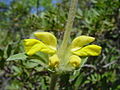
23,61,39,68
34,52,48,63
34,67,44,72
12,66,22,76
74,73,84,90
7,53,28,61
23,59,47,69
6,44,12,57
30,59,47,67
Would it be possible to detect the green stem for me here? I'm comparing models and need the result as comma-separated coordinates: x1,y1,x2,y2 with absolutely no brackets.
60,0,78,51
50,73,58,90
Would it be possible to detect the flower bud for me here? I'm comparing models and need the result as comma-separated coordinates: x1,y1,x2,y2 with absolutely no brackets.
49,54,60,67
69,55,81,67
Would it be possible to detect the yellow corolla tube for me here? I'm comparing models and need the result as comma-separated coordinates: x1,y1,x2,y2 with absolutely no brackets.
71,36,102,56
34,32,57,51
49,54,60,67
69,55,81,67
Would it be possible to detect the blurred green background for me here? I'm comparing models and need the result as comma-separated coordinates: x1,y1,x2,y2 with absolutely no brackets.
0,0,120,89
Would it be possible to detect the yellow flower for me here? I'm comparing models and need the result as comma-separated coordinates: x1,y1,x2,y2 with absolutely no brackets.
71,36,102,56
69,36,102,67
24,32,59,67
24,32,102,68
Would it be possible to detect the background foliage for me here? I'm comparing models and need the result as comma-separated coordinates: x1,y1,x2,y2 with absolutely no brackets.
0,0,120,89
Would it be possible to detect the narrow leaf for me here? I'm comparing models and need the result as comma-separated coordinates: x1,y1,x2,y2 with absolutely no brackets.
7,53,28,61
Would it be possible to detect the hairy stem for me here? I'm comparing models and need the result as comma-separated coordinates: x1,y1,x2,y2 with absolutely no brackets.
50,0,78,89
60,0,78,51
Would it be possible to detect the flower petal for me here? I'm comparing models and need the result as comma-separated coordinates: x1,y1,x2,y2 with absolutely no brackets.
24,39,40,52
72,45,102,56
71,36,95,52
34,32,57,50
49,54,60,67
24,39,56,55
69,55,81,67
